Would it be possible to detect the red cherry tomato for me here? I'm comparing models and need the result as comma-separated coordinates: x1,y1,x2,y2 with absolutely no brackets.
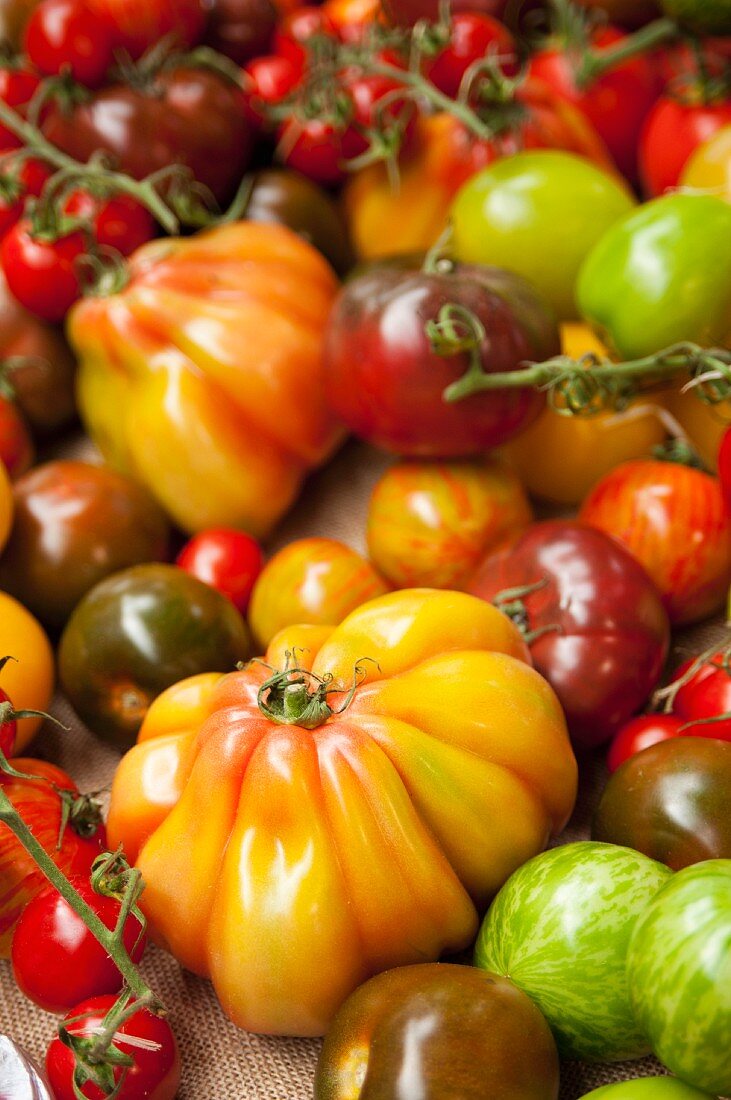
23,0,115,88
63,191,156,256
12,878,147,1013
273,6,337,68
0,156,53,243
1,219,86,323
426,12,518,99
671,652,731,741
243,54,303,129
0,677,17,757
639,90,731,196
176,528,264,614
46,995,181,1100
607,713,685,772
86,0,207,60
346,71,416,153
0,67,41,151
278,113,361,185
0,395,34,478
719,427,731,514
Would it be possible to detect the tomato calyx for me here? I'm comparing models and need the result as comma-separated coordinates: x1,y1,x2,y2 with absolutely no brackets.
654,637,731,714
491,579,563,645
650,436,707,471
113,37,244,94
254,651,376,729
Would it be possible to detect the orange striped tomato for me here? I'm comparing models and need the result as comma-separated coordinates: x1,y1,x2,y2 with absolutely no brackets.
248,538,390,649
579,460,731,625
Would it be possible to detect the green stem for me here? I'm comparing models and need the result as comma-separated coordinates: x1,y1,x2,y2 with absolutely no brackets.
577,17,678,88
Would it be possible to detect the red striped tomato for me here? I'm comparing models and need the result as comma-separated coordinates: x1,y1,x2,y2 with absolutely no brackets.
579,460,731,626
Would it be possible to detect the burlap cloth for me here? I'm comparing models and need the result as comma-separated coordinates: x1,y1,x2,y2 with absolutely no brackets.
0,438,726,1098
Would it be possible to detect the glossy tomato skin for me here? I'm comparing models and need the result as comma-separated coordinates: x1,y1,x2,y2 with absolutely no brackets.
63,191,155,256
719,427,731,512
607,714,684,772
0,394,33,477
0,684,17,757
1,220,85,323
671,652,731,740
639,92,731,196
46,995,181,1100
324,262,559,456
426,12,517,99
23,0,114,87
86,0,207,58
0,592,54,752
204,0,278,65
176,527,263,614
243,54,302,129
0,460,171,631
594,738,731,869
681,122,731,202
468,521,670,748
273,6,337,67
579,460,731,625
0,760,106,956
315,963,560,1100
12,878,147,1013
0,66,41,150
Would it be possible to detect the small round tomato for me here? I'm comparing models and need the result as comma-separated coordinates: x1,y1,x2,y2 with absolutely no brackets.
639,90,731,197
248,537,389,649
243,53,302,129
176,528,264,614
670,651,731,740
273,6,337,68
86,0,207,58
0,394,34,478
204,0,278,65
1,220,86,323
46,995,180,1100
0,156,53,242
63,191,155,256
425,12,518,99
607,713,685,772
278,113,360,186
12,877,146,1013
0,65,41,151
0,591,53,752
0,660,19,757
579,459,731,625
367,457,532,589
23,0,115,87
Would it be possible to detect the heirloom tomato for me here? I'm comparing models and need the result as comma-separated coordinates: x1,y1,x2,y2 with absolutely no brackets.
607,714,684,772
475,842,672,1061
627,860,731,1095
577,193,731,358
579,459,731,624
639,89,731,197
594,738,731,869
0,460,171,631
46,995,180,1100
248,538,389,649
0,759,106,956
68,222,342,536
205,0,277,64
176,528,263,615
500,324,667,506
583,1081,715,1099
681,123,731,202
0,593,53,751
315,963,559,1100
323,260,558,457
108,589,577,1035
86,0,207,57
366,457,532,589
468,521,670,748
451,151,635,321
59,563,252,750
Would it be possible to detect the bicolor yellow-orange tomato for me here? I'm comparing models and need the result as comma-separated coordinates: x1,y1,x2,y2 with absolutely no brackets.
0,592,54,751
108,589,577,1036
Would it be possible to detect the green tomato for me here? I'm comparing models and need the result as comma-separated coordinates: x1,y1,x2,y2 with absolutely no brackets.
577,193,731,359
474,841,672,1061
449,150,635,321
627,860,731,1096
583,1079,716,1099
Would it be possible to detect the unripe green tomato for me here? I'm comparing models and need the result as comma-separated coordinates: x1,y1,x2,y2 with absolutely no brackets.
449,151,635,321
582,1079,716,1099
577,193,731,358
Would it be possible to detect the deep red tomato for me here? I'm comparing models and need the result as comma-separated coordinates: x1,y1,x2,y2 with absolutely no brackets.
273,6,338,68
204,0,278,66
243,53,303,129
719,427,731,513
63,191,155,256
0,394,34,477
671,652,731,740
86,0,207,59
346,71,415,152
528,25,660,179
639,89,731,196
176,528,264,614
0,219,86,323
278,112,362,185
0,759,106,955
426,12,518,100
467,521,670,749
579,459,731,625
23,0,114,88
46,995,181,1100
0,66,41,151
0,156,53,241
0,677,17,757
12,877,147,1013
607,713,685,772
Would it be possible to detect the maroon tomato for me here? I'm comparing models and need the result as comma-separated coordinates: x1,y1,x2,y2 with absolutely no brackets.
63,191,155,256
323,260,558,456
86,0,207,59
719,427,731,513
46,996,180,1100
426,12,518,99
0,220,85,323
0,394,33,477
528,25,660,179
12,878,146,1014
23,0,114,88
243,53,302,129
639,88,731,196
0,66,41,151
176,528,263,614
607,713,685,772
467,521,671,748
670,652,731,741
273,6,338,68
204,0,278,66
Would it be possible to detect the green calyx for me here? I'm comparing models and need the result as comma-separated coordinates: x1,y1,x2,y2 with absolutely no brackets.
255,651,376,729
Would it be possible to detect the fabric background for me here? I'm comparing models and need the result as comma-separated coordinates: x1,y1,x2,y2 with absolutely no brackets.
0,438,725,1098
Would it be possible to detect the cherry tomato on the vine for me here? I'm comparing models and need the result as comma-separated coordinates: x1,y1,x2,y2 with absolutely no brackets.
718,428,731,513
0,669,18,757
12,878,147,1014
1,219,86,323
86,0,207,60
273,6,338,68
23,0,115,88
46,995,181,1100
63,191,156,256
0,394,34,478
243,54,303,129
278,113,362,185
176,528,264,614
607,714,685,772
0,66,41,151
426,12,518,100
671,652,731,741
639,88,731,196
0,157,53,242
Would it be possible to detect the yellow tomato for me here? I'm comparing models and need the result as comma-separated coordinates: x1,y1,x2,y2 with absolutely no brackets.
0,592,54,751
662,389,730,471
500,323,668,505
681,125,731,204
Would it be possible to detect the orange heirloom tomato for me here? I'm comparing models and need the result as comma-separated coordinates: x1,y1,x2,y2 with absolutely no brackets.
681,124,731,204
107,589,577,1036
0,592,53,752
501,325,668,505
580,460,731,625
366,458,532,589
248,538,389,649
67,222,343,537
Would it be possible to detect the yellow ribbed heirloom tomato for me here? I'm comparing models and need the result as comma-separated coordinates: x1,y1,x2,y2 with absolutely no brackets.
66,222,343,537
107,588,577,1037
